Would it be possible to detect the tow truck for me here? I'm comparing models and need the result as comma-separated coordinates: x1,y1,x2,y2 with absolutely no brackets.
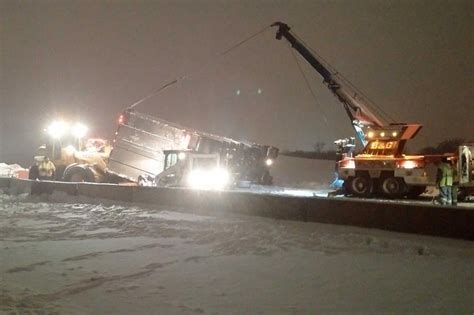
271,22,472,198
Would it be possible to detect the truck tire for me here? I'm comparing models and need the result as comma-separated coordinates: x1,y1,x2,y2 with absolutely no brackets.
64,166,95,183
347,175,373,198
380,177,407,198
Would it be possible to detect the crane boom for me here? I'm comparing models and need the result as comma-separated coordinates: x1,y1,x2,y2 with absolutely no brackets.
271,21,390,146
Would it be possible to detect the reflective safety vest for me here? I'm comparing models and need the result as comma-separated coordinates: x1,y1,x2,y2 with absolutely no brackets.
438,162,453,187
37,159,56,178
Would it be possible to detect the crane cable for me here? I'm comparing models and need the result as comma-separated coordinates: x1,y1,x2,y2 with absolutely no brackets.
292,33,396,124
127,25,272,110
287,45,330,127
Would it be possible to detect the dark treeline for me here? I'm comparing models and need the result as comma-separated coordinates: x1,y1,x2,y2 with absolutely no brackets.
418,138,472,155
280,150,337,160
281,141,337,160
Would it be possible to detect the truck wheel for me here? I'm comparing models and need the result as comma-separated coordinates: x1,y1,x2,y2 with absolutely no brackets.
64,167,95,183
380,177,407,198
347,175,373,198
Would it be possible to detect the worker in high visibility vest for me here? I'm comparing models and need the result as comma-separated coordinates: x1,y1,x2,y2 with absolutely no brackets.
34,145,56,180
435,157,454,205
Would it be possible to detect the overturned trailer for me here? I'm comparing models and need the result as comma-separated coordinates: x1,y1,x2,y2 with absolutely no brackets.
106,110,278,188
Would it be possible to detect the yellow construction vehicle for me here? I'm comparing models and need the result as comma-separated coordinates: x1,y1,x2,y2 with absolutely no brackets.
29,120,111,182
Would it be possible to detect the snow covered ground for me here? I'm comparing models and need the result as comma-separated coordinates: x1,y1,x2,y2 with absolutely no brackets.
0,163,28,179
1,191,473,314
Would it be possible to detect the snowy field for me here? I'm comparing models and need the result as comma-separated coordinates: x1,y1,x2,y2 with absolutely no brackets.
1,191,473,314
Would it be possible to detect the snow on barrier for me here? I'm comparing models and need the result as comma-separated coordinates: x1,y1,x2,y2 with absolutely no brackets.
0,178,473,241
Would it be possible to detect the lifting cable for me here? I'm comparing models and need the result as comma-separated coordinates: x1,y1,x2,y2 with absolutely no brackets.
127,25,271,110
288,45,330,127
293,33,396,124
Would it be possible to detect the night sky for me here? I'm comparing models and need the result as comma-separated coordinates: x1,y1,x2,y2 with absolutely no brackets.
1,0,473,165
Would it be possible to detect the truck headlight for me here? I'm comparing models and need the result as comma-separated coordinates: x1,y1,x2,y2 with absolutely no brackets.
187,168,230,189
399,160,420,169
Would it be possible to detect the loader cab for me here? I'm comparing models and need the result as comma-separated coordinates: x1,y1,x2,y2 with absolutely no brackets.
40,120,90,164
163,150,221,171
163,150,182,170
157,150,229,189
43,136,81,161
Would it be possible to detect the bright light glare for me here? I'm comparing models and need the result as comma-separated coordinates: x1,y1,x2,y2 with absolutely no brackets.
392,132,398,137
282,189,315,197
341,159,356,169
187,168,230,189
401,160,418,169
380,132,385,137
72,123,88,138
178,152,186,160
265,158,273,166
181,134,191,147
64,145,76,155
367,131,374,138
47,121,68,139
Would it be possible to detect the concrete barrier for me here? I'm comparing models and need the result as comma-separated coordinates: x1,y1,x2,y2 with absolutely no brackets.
77,183,133,202
31,180,78,196
303,197,474,240
2,178,473,241
0,177,11,189
132,186,474,240
8,178,33,195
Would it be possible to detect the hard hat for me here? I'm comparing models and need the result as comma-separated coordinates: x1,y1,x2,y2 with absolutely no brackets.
37,145,47,155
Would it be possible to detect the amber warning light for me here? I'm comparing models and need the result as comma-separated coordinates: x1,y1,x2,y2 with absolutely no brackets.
397,159,423,169
118,112,129,125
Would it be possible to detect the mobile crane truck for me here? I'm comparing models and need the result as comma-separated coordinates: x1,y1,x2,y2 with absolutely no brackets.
271,22,473,198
